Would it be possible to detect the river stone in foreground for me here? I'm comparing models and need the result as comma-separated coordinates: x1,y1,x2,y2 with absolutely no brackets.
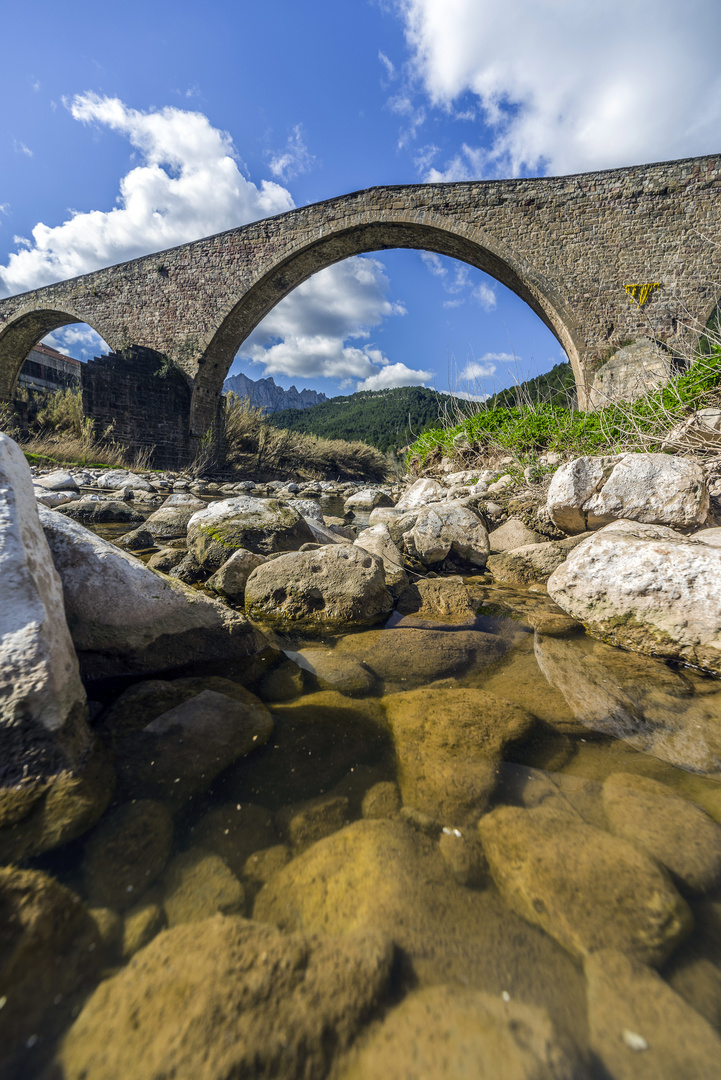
39,508,266,680
245,545,393,628
547,519,721,674
585,949,721,1080
547,453,708,534
0,435,112,860
56,915,393,1080
337,985,579,1080
187,496,315,571
478,801,691,966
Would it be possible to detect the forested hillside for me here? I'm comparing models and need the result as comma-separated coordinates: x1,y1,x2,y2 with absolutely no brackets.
266,386,443,452
489,360,576,408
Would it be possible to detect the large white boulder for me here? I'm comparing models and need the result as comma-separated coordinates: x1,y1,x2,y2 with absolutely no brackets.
547,519,721,675
343,488,394,513
97,469,155,492
409,501,490,568
39,509,266,680
0,435,111,858
547,453,708,535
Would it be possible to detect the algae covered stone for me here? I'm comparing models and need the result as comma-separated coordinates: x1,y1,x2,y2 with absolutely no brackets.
382,689,537,824
56,915,393,1080
478,802,691,966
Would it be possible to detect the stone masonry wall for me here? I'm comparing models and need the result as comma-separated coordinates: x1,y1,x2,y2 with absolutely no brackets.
2,153,721,460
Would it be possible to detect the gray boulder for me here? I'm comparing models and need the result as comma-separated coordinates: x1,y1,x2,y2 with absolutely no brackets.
343,488,394,512
354,524,408,595
409,501,490,567
187,496,315,571
245,545,393,628
395,477,446,511
39,509,266,680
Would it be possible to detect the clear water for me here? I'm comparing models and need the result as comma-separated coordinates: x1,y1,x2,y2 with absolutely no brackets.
11,509,721,1079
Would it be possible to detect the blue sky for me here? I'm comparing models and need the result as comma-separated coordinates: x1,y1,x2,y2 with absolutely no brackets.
2,0,720,401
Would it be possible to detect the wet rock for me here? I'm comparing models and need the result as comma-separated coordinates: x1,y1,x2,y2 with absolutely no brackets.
354,523,408,595
98,675,255,739
394,575,477,623
122,899,166,960
163,847,244,924
585,948,721,1079
664,952,721,1031
287,646,378,696
395,477,446,511
601,772,721,894
383,689,537,825
410,501,490,568
146,546,186,572
478,802,692,965
487,534,592,588
335,626,515,692
82,799,173,911
241,844,291,895
188,802,278,877
0,436,111,860
141,497,205,540
244,545,393,628
40,509,267,680
438,828,486,887
547,454,708,535
254,818,588,1049
187,496,315,571
276,794,350,852
89,906,123,956
361,781,401,819
255,656,306,702
56,915,393,1080
534,631,721,774
337,984,579,1080
0,867,101,1080
547,520,721,675
115,686,273,805
224,691,391,808
205,548,266,602
58,499,146,524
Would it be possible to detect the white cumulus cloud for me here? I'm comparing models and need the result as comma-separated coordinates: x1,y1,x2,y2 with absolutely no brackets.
42,324,108,360
397,0,721,176
0,93,294,297
236,256,426,388
357,362,434,391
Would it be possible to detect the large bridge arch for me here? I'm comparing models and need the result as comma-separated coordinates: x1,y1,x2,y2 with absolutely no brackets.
189,210,584,436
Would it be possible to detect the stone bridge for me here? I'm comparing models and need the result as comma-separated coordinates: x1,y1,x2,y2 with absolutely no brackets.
1,153,721,463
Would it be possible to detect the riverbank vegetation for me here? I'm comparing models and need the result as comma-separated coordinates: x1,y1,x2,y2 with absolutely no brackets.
407,346,721,472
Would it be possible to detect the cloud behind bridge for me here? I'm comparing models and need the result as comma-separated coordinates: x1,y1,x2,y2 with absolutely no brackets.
395,0,721,179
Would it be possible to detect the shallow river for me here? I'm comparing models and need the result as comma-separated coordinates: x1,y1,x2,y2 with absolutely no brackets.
12,501,721,1079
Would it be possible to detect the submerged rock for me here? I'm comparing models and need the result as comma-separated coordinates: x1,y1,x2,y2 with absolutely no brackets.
0,867,101,1080
585,948,721,1080
601,773,721,894
254,818,588,1049
394,575,477,623
382,689,537,825
547,520,721,675
189,802,278,877
244,545,393,628
547,453,708,535
56,915,393,1080
40,508,267,680
0,434,111,860
337,984,579,1080
162,848,245,925
478,801,691,966
82,799,173,911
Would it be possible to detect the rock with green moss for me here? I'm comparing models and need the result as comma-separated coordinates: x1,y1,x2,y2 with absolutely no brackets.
186,496,315,571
